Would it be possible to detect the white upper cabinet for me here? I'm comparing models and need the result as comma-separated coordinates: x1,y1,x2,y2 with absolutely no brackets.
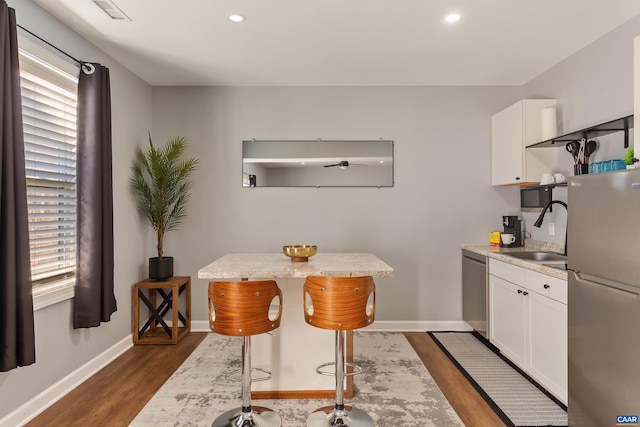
491,99,558,186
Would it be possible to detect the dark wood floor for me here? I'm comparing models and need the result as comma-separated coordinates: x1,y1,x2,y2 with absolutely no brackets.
26,332,503,427
405,333,505,427
25,332,208,427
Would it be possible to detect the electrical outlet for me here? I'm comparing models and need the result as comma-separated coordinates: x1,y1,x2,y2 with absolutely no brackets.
548,222,555,236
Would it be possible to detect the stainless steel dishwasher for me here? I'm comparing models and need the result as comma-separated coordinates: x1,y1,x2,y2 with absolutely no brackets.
462,249,488,338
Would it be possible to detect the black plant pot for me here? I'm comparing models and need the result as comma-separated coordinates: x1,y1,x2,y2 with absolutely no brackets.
149,257,174,280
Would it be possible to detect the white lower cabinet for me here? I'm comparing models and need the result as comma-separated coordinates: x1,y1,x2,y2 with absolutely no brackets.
527,290,567,402
489,259,567,404
489,275,527,367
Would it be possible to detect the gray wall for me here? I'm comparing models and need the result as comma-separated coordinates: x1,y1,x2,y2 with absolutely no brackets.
520,13,640,245
151,86,520,323
0,0,152,420
155,13,640,325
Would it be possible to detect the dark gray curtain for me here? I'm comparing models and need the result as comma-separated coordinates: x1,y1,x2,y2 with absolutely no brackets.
0,0,36,372
74,63,117,328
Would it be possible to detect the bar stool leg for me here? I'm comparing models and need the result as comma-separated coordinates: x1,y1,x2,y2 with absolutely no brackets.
212,337,281,427
306,331,373,427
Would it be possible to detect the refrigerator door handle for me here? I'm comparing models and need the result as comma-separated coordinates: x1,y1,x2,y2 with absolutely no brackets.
632,182,640,189
573,271,640,297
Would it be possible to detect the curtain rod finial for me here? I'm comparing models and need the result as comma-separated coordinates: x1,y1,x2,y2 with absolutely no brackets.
82,63,95,74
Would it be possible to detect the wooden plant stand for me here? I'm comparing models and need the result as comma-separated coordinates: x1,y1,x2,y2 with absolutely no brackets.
133,276,191,345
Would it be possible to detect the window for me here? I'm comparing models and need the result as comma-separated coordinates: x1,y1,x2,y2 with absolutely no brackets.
18,35,79,308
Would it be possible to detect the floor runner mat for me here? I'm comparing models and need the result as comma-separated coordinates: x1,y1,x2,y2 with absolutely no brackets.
429,331,567,427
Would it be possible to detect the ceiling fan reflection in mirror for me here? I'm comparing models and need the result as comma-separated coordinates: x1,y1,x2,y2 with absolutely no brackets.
323,160,368,169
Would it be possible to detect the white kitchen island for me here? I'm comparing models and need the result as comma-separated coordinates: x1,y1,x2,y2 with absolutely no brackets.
198,253,393,399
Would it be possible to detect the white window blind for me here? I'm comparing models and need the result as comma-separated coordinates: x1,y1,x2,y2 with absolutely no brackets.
18,36,79,284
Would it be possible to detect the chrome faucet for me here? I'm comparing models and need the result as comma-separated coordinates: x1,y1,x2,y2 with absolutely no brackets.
534,200,568,256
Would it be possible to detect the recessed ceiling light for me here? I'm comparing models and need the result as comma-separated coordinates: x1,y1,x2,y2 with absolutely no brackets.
228,14,246,23
444,13,461,24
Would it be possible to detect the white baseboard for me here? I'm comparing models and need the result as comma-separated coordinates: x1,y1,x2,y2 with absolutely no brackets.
363,320,473,332
0,336,133,427
190,319,473,333
190,320,211,332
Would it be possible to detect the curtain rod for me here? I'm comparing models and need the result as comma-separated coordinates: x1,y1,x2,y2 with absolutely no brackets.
17,24,85,66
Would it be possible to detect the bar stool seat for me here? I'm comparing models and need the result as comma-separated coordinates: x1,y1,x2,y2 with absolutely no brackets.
208,280,283,427
303,275,376,427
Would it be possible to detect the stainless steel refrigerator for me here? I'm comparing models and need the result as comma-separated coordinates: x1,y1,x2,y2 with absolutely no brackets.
568,168,640,426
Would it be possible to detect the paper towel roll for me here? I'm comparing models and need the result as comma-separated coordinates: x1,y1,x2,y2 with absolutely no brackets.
541,107,557,140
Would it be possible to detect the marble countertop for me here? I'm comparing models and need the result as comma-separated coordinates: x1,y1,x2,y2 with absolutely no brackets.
198,253,394,280
462,241,568,280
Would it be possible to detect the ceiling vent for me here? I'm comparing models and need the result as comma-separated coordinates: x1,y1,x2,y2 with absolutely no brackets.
92,0,131,21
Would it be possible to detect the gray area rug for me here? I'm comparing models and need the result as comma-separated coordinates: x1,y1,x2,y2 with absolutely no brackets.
131,331,463,427
430,331,567,427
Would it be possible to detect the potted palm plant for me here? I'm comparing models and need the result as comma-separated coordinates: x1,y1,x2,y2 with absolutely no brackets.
130,133,199,280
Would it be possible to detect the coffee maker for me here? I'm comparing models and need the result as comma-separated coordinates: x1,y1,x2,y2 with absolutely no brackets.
502,215,523,247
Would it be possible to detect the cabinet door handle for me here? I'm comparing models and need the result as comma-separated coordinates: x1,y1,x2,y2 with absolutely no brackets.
523,291,529,296
517,289,523,294
543,284,550,289
515,176,521,181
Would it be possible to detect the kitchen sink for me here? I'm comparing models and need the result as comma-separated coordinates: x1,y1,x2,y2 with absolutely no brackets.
506,251,567,262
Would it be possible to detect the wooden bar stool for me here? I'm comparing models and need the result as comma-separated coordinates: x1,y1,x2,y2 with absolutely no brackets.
303,276,376,427
208,280,283,427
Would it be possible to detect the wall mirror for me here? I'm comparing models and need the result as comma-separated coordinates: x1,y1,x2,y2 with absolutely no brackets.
242,140,394,187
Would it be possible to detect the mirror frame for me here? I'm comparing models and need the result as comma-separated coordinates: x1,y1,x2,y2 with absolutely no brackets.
242,140,394,188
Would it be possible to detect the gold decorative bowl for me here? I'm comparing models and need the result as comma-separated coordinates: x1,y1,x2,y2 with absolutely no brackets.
283,245,317,262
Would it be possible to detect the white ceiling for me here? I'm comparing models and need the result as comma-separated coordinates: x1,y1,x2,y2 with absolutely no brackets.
32,0,640,86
